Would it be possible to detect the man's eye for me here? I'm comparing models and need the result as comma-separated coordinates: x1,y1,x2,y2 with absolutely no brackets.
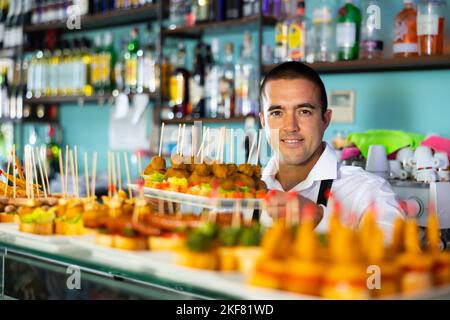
270,111,282,117
298,109,312,116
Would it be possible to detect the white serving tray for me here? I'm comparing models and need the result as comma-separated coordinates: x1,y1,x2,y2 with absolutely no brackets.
0,223,93,254
129,184,265,210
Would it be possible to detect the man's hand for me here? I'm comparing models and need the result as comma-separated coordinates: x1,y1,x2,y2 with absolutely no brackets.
264,190,324,227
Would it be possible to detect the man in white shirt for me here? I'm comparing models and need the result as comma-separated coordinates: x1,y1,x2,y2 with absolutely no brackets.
260,62,404,241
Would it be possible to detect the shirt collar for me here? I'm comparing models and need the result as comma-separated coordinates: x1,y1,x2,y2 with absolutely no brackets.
262,142,338,191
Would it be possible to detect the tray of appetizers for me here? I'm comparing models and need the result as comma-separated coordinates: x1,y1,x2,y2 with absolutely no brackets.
129,183,265,210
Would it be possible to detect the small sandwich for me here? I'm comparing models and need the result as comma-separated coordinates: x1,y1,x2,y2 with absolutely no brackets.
0,203,20,223
95,198,148,251
177,222,219,270
19,201,56,235
55,199,84,236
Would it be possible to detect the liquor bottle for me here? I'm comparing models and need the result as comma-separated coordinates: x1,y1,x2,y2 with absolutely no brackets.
235,32,258,117
394,0,418,58
124,28,139,94
360,0,384,59
169,43,190,119
210,0,225,21
274,0,293,63
205,39,219,118
0,0,9,48
49,41,62,96
193,0,210,23
190,42,205,119
336,0,362,61
137,28,157,94
114,38,127,93
0,66,8,119
91,34,102,94
80,37,93,96
169,0,187,29
65,39,76,96
417,0,446,56
32,47,45,98
31,0,40,25
3,0,14,48
226,0,242,20
102,32,116,94
219,42,235,119
288,0,309,62
311,0,336,62
161,56,171,101
243,0,259,17
23,0,32,25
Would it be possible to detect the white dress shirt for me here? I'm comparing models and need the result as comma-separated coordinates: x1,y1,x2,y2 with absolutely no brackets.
261,143,405,243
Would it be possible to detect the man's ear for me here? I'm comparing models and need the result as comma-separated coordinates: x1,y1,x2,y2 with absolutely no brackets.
259,112,265,128
323,109,332,130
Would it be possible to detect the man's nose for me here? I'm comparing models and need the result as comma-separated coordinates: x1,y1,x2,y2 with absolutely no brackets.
284,111,300,132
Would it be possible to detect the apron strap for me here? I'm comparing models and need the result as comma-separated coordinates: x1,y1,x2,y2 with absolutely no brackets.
317,179,334,207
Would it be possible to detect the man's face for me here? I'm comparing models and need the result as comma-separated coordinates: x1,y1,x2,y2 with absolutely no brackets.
260,78,332,166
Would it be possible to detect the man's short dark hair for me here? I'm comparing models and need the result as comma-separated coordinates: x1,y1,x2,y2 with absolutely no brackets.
260,61,328,115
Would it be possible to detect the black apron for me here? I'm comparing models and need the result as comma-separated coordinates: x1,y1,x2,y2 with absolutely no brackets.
252,179,334,220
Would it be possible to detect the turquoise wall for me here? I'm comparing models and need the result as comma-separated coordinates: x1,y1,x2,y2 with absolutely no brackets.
46,0,450,173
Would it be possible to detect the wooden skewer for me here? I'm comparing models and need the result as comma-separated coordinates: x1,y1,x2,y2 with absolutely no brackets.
159,122,165,157
232,200,241,229
111,151,117,196
13,151,16,198
84,152,90,199
35,147,47,198
31,147,40,198
74,145,79,198
3,147,11,196
247,133,257,164
221,127,226,164
59,150,65,198
180,124,186,157
205,128,211,161
137,152,142,177
91,152,97,198
176,124,182,155
229,128,234,164
256,129,263,166
116,152,122,192
24,148,29,199
196,127,209,160
191,125,195,158
65,145,69,197
107,151,112,198
11,145,16,198
70,150,76,197
41,146,51,195
28,147,34,200
124,152,132,199
215,129,222,162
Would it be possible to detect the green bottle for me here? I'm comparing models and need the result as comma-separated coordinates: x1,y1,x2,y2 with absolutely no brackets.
336,0,362,61
102,33,116,95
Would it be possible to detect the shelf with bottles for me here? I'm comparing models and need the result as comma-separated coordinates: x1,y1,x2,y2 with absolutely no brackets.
161,116,248,124
24,92,159,105
262,54,450,75
24,2,158,34
162,15,277,38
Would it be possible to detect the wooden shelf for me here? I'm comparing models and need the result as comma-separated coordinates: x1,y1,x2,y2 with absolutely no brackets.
25,93,157,105
0,118,58,125
162,117,249,124
262,55,450,75
24,4,158,33
162,15,277,38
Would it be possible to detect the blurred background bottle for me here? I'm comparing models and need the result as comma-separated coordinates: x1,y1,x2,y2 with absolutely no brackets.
394,0,418,58
360,0,384,59
310,0,336,62
417,0,446,56
337,0,362,61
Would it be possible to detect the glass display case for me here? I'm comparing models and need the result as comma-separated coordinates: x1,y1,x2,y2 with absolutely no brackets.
0,240,236,300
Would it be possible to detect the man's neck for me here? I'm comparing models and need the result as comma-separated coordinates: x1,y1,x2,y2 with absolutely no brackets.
276,143,325,191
